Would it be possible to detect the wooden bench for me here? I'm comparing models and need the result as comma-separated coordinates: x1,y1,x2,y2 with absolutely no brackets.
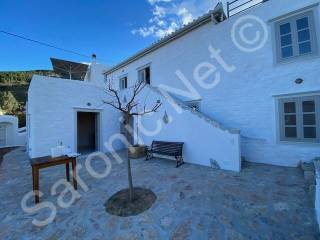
146,141,184,167
30,155,78,204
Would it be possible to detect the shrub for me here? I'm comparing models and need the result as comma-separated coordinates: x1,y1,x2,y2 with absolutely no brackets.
0,91,20,115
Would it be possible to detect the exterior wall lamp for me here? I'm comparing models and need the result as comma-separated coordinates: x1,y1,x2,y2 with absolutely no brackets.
295,78,304,84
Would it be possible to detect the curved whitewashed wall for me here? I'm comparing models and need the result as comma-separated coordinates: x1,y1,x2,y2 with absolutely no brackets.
107,0,320,167
0,115,25,147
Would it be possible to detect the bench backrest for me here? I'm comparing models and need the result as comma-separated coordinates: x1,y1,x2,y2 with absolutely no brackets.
151,141,184,156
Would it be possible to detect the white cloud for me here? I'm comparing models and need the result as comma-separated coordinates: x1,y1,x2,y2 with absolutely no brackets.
177,7,194,25
153,5,167,17
155,21,179,38
132,21,179,38
132,0,217,38
148,0,173,5
131,26,156,37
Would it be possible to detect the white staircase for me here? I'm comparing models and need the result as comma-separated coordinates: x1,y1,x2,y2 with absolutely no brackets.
136,85,242,172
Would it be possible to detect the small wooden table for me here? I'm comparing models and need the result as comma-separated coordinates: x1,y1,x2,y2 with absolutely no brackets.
30,155,77,204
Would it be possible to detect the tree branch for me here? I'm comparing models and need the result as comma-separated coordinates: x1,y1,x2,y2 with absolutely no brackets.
103,100,126,113
104,78,123,111
103,78,162,116
126,80,146,112
130,102,162,116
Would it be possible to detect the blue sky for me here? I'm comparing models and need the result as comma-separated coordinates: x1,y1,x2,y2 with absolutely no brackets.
0,0,220,71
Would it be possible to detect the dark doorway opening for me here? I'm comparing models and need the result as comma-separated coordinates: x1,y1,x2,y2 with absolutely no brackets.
77,112,98,154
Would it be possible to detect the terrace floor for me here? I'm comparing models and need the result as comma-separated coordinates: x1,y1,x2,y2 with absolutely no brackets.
0,147,319,239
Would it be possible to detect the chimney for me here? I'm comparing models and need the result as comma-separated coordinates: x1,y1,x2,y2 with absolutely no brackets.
92,53,97,64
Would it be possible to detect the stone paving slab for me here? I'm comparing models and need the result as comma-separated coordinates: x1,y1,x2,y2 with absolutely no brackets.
0,147,319,239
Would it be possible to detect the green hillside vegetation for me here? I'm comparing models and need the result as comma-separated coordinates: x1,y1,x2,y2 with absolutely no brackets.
1,85,29,106
0,91,19,114
0,70,52,86
0,70,53,127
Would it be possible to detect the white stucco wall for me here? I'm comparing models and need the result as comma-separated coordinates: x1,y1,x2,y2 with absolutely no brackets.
315,161,320,229
316,177,320,228
27,75,123,158
0,115,25,147
84,62,108,87
107,0,320,167
126,86,241,171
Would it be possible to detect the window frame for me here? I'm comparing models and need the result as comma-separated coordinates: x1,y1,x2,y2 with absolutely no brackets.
119,75,128,90
137,64,151,85
274,9,319,63
278,95,320,143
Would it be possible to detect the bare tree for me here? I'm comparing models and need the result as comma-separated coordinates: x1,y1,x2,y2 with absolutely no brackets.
104,79,162,202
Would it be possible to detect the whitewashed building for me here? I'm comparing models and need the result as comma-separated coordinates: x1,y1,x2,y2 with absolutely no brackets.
28,0,320,172
27,61,123,158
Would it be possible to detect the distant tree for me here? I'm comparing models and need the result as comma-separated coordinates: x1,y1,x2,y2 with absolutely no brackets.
0,70,53,86
0,91,19,115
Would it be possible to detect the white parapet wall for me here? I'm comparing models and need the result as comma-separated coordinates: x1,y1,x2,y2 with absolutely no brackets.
0,115,26,148
126,86,241,172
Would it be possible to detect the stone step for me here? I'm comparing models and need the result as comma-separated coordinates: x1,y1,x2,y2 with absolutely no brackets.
300,160,317,204
300,161,315,185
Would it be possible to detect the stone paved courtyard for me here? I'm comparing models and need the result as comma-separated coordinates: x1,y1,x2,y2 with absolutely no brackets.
0,147,319,239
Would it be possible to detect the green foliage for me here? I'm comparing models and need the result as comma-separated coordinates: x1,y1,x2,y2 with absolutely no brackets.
0,70,52,127
0,70,52,86
0,91,20,115
1,85,28,105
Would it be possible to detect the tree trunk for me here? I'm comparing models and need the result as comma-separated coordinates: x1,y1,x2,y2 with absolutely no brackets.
127,152,134,202
125,113,134,202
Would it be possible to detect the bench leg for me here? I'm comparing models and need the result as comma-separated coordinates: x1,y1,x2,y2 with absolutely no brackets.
175,156,184,168
146,151,153,161
32,166,40,204
66,163,70,182
181,156,184,166
71,159,77,190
